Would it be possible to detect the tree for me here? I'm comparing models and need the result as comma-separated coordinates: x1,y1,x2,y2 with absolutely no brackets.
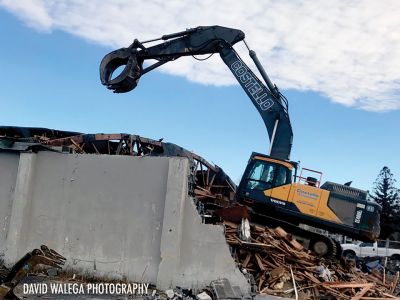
371,166,400,239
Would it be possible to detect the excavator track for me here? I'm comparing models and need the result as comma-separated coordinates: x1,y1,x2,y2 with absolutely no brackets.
236,208,343,258
207,201,343,258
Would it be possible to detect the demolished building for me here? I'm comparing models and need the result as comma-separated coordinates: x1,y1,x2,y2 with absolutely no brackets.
0,126,248,293
1,126,400,299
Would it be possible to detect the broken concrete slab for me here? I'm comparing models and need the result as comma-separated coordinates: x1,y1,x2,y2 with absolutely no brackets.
165,289,175,299
210,278,241,300
196,291,212,300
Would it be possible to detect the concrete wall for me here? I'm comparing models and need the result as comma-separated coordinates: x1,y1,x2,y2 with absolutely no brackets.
0,152,19,255
0,151,248,292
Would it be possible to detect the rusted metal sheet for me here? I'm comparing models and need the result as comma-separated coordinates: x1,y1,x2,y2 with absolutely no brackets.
214,205,250,224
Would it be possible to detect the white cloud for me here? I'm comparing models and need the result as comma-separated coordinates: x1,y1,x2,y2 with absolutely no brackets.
1,0,400,111
0,0,53,30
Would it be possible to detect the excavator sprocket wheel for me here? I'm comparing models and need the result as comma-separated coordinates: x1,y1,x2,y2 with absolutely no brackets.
311,237,338,258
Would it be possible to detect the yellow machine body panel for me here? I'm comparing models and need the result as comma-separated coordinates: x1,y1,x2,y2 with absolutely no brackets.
264,184,291,200
264,183,341,224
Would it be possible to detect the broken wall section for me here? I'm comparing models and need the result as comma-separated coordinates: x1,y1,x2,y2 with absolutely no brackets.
0,151,248,292
0,152,19,256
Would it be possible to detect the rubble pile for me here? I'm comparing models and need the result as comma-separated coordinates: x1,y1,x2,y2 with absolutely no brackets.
0,245,66,299
224,221,400,299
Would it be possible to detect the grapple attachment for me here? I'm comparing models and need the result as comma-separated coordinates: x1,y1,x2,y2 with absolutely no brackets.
100,48,142,93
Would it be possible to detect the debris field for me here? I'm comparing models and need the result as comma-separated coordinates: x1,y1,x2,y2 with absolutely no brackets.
224,221,400,299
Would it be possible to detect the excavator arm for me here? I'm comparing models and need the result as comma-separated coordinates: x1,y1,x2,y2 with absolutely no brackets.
100,25,293,160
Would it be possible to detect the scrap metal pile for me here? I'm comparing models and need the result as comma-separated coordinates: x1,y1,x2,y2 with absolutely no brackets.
224,221,400,299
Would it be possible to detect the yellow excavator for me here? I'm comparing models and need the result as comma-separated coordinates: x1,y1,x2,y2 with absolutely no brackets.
99,25,381,257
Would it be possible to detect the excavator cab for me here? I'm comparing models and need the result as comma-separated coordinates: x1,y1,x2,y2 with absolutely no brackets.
241,155,294,191
237,152,297,206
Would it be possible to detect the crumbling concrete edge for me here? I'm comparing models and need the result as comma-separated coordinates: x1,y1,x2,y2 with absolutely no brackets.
4,152,37,264
157,158,250,294
157,157,189,288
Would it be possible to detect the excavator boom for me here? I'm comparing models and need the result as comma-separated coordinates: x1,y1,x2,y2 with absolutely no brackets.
100,25,293,161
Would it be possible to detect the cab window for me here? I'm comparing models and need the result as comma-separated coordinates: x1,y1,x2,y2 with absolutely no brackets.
246,160,291,190
246,161,276,190
276,166,288,186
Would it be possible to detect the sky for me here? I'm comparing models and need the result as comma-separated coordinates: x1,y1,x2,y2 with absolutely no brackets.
0,1,399,191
